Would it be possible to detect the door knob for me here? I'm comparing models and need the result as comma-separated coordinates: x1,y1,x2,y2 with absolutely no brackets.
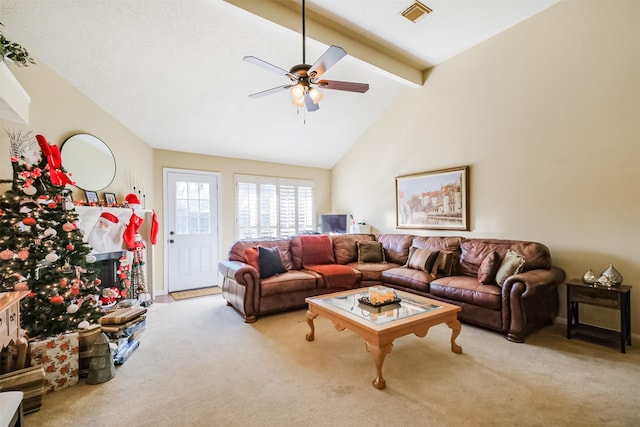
169,239,174,244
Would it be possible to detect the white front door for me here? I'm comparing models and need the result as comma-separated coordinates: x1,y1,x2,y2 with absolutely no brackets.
164,168,220,292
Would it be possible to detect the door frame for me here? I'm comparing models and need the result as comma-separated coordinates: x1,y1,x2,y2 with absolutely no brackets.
162,167,221,294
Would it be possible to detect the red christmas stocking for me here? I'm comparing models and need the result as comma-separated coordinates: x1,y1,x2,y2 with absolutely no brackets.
123,211,144,249
151,210,159,245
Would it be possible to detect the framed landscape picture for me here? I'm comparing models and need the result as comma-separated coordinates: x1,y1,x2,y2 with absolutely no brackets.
396,165,469,230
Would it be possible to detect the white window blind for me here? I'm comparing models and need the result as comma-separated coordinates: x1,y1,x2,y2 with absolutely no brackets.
235,175,314,239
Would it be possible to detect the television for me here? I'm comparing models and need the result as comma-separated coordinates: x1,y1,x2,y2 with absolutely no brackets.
319,214,348,234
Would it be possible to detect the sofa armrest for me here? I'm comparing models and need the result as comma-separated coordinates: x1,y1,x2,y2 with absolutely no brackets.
219,260,259,286
503,267,566,297
218,260,261,322
502,266,565,342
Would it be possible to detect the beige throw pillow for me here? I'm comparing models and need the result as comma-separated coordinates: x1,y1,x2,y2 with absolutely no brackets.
495,249,525,286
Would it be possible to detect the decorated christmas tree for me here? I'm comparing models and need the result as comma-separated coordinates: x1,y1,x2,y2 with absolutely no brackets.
0,130,103,339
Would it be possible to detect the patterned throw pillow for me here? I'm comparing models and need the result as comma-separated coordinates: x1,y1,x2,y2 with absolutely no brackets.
495,249,525,286
257,246,287,279
357,241,385,263
477,251,500,284
405,247,440,273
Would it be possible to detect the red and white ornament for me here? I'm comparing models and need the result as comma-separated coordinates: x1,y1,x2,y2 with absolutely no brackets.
62,222,75,232
0,249,14,260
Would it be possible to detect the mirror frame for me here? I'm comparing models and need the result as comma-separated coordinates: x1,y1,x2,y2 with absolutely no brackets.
61,134,116,191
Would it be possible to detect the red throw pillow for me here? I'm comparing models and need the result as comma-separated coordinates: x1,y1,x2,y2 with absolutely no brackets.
477,251,500,284
244,247,259,271
300,235,335,267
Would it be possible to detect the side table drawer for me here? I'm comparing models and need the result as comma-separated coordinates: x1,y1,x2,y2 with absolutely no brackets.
570,286,619,309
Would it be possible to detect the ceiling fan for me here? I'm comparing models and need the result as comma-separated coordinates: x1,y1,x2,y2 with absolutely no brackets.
243,0,369,112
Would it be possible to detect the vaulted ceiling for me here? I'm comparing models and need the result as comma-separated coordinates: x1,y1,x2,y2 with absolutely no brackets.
1,0,558,168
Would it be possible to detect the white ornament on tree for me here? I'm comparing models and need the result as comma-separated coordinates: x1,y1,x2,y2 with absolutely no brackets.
44,228,57,237
66,303,79,314
45,252,59,263
78,320,90,329
23,186,37,195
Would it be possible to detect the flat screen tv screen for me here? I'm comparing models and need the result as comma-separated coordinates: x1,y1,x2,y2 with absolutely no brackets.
319,214,348,234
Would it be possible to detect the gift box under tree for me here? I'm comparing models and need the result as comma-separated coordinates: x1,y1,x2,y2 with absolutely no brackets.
29,332,79,393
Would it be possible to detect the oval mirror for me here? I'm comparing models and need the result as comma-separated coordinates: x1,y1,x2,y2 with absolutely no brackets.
61,134,116,191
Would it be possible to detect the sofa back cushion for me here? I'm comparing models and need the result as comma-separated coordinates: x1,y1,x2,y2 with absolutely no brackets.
332,234,376,264
376,234,414,265
412,236,463,276
290,235,335,268
459,239,551,277
228,238,293,270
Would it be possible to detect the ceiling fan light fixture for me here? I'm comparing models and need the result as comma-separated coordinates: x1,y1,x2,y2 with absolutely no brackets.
308,87,323,105
290,84,305,106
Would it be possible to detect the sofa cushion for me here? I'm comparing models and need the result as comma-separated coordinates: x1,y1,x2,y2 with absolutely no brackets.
260,270,318,296
477,251,500,284
458,239,550,277
405,246,440,273
304,264,361,289
300,235,335,266
357,241,385,263
244,247,259,271
430,276,502,310
495,249,525,286
376,234,414,265
381,267,434,293
258,246,287,279
229,238,293,270
332,234,375,264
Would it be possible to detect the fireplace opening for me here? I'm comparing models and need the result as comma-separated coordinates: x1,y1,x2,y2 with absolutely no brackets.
92,251,126,290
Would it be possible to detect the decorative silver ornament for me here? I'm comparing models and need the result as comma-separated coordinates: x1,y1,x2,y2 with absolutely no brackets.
582,269,598,284
600,264,623,287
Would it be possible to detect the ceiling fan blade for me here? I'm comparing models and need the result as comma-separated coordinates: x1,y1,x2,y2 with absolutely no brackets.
304,94,319,112
308,45,347,79
248,84,295,99
243,56,298,81
315,80,369,93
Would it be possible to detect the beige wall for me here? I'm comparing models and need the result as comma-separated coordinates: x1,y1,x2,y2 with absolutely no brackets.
153,149,331,293
332,1,640,332
0,58,155,292
0,60,154,203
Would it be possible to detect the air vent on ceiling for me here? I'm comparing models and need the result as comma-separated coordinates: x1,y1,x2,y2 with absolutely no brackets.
401,1,432,23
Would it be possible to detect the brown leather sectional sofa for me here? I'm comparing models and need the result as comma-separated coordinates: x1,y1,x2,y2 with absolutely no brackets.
218,233,565,342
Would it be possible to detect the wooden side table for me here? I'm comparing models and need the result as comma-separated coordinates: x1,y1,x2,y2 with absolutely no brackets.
566,279,631,353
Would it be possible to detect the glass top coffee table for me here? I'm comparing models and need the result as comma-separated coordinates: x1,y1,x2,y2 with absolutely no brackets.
305,287,462,389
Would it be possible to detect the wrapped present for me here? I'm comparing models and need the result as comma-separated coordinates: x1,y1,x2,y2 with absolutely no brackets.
0,366,46,414
29,333,79,393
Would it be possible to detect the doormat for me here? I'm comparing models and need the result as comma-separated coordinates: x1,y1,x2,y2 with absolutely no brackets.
170,287,222,300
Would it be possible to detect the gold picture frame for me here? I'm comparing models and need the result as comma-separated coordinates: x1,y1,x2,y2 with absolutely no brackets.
396,166,469,230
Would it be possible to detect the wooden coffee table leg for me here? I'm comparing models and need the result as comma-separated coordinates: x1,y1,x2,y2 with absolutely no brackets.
305,311,318,341
365,341,393,390
446,319,463,354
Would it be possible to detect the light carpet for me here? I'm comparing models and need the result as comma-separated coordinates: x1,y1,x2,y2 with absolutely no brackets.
24,295,639,427
169,286,221,300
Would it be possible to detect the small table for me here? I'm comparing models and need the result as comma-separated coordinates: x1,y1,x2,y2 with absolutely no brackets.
566,279,631,353
305,288,462,389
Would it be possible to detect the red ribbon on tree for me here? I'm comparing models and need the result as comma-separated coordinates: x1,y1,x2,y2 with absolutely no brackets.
35,134,74,186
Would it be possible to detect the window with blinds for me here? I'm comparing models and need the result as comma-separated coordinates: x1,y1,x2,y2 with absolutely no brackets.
235,175,314,239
